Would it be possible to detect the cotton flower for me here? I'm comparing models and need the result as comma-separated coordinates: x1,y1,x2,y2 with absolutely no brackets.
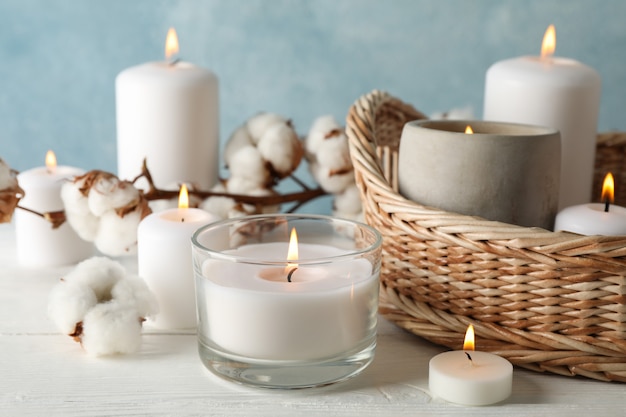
0,158,23,223
60,171,151,256
200,182,237,220
257,122,304,178
48,256,158,356
333,184,364,221
245,112,289,144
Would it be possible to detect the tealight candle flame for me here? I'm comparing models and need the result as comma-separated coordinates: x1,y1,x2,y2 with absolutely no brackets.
541,24,556,59
178,183,189,209
285,228,299,282
465,125,474,135
463,324,475,351
165,27,180,61
45,150,57,174
601,172,615,212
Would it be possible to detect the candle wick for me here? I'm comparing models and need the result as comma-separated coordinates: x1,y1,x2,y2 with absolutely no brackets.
168,58,180,66
465,351,473,363
181,218,185,223
604,199,610,213
287,267,297,283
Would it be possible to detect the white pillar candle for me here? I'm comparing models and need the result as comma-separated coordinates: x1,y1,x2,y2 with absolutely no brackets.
483,25,601,210
429,325,513,406
14,151,93,267
196,242,379,360
116,28,219,190
137,186,217,329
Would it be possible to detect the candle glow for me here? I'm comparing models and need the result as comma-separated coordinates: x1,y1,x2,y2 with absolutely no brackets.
464,125,474,135
45,150,57,174
178,183,189,209
463,324,475,351
601,173,615,204
165,27,180,60
541,24,556,59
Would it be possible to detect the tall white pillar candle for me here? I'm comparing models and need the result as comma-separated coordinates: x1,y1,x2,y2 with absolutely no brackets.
483,25,601,210
116,28,219,190
14,151,93,267
137,187,217,329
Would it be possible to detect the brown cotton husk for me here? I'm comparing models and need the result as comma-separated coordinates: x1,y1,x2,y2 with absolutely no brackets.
0,184,24,223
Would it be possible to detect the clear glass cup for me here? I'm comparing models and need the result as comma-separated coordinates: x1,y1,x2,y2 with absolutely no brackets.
192,214,382,389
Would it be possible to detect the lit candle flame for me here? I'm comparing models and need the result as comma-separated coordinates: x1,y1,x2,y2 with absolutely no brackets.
178,183,189,209
165,27,180,60
463,324,475,351
285,228,299,278
45,150,57,174
465,125,474,135
601,172,615,205
541,24,556,59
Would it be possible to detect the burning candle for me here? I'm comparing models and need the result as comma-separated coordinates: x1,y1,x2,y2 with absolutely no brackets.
429,324,513,406
398,119,560,229
192,214,382,388
137,184,218,329
554,173,626,235
14,151,93,267
484,24,601,210
116,28,219,190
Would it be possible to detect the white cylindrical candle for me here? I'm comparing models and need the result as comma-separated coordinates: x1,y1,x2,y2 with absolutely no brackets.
196,242,379,360
137,207,217,329
483,30,601,210
429,350,513,406
116,31,219,190
15,156,93,267
554,203,626,236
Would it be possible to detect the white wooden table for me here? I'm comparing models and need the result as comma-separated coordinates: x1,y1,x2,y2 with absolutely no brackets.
0,223,624,416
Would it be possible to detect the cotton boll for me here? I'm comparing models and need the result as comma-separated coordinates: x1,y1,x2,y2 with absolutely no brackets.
80,301,143,356
315,134,352,173
63,256,126,301
61,179,91,216
257,122,304,178
0,159,17,190
200,196,235,220
305,115,342,156
311,163,355,194
226,176,267,195
224,125,254,167
48,281,98,335
246,112,288,144
333,184,362,215
88,177,139,216
228,146,270,187
111,275,159,319
94,209,142,256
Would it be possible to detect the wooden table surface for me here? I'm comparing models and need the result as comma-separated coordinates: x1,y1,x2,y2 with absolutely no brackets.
0,223,624,417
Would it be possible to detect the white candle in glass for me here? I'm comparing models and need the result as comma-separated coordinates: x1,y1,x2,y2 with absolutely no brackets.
137,184,218,329
429,324,513,406
484,24,601,210
196,230,379,361
555,173,626,235
14,151,93,267
116,28,219,190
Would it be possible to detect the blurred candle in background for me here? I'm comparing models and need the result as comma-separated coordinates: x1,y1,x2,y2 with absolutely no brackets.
116,28,219,190
484,24,601,210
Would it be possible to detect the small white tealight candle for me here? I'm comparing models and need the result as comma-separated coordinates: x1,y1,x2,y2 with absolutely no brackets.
137,184,218,329
14,150,93,267
555,172,626,235
429,324,513,406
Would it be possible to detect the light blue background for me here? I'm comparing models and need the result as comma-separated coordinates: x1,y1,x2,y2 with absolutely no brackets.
1,0,625,212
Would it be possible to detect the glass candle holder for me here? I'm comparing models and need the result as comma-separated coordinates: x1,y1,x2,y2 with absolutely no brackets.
192,214,382,389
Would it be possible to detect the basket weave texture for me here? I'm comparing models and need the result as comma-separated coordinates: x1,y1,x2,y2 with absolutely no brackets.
346,90,626,382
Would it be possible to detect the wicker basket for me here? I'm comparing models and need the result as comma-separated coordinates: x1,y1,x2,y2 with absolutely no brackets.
346,90,626,382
